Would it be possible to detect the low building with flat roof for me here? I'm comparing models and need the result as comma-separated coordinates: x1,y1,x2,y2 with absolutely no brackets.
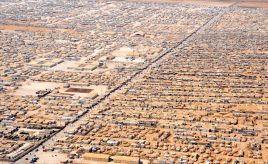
82,153,110,162
113,156,140,164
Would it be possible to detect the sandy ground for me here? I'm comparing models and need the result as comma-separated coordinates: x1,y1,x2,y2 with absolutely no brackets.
237,1,268,8
128,0,235,7
0,161,12,164
12,80,62,96
73,159,150,164
113,56,145,63
0,25,50,32
59,85,108,98
128,0,268,8
50,60,83,72
111,47,134,57
90,85,108,96
18,151,67,164
18,151,150,164
0,24,84,34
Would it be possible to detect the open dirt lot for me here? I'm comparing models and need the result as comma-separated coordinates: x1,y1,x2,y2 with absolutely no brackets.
12,80,62,96
0,25,50,32
129,0,268,8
